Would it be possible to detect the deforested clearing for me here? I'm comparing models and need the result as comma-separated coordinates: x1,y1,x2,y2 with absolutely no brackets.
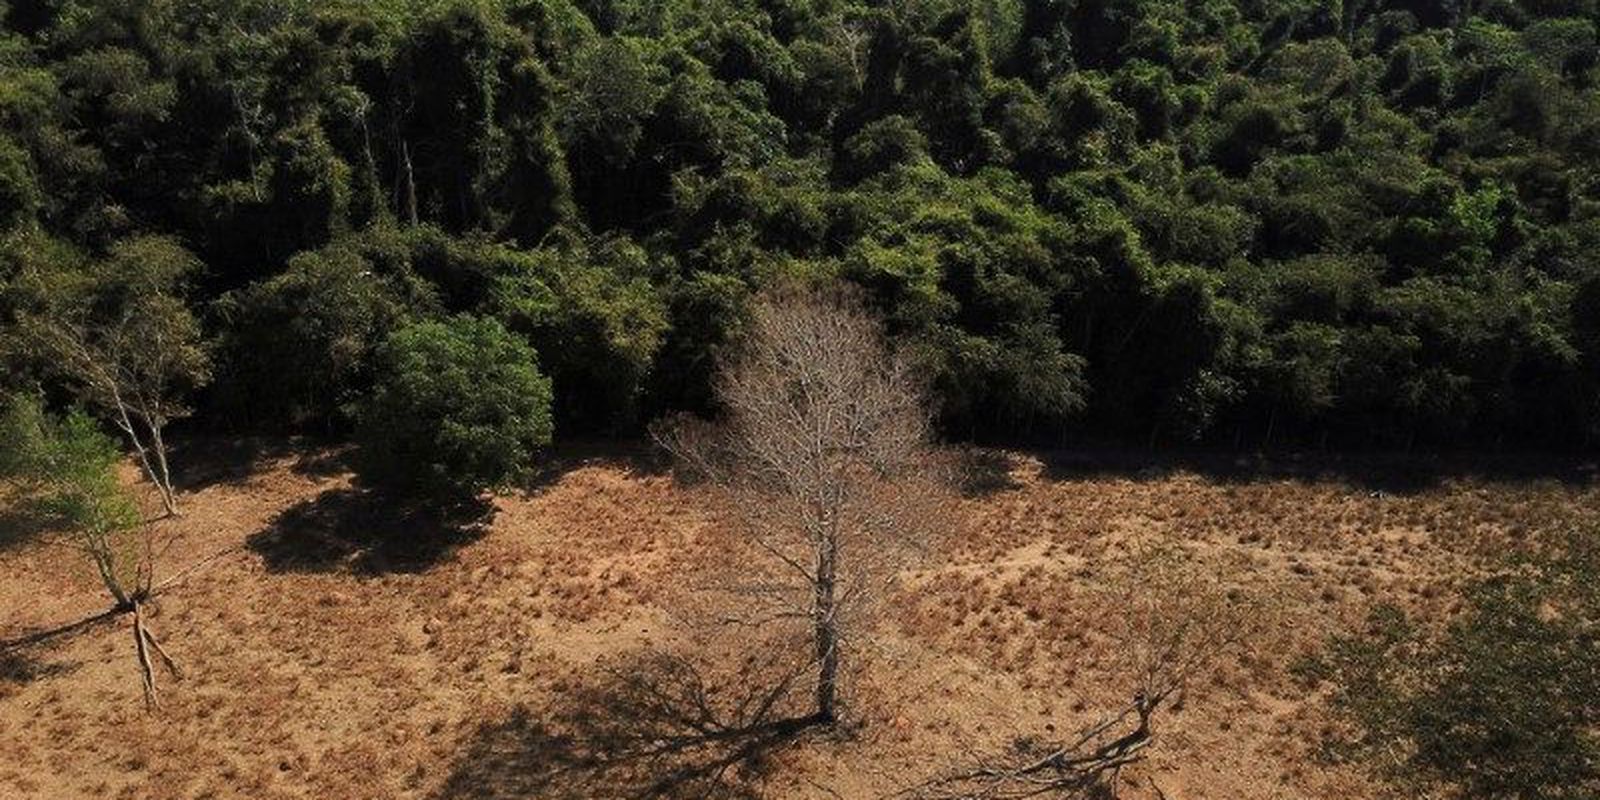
3,443,1593,799
7,0,1600,796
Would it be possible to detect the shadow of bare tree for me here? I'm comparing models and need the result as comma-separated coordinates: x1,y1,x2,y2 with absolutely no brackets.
0,500,54,551
246,486,491,575
0,649,75,689
433,652,820,800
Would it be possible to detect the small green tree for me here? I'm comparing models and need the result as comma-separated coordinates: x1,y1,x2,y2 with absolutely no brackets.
0,393,181,707
354,315,553,505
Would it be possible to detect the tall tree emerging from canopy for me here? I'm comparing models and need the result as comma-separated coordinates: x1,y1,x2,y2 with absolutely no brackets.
657,281,951,724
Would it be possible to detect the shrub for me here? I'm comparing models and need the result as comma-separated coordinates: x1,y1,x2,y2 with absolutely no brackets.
1298,532,1600,800
354,316,553,504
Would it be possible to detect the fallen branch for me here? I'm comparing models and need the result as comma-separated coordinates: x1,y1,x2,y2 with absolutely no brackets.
153,546,241,593
131,602,181,708
903,690,1170,800
907,542,1267,799
132,604,158,707
142,620,182,681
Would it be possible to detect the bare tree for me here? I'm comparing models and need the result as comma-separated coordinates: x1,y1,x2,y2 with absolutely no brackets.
107,518,186,709
908,543,1264,799
829,15,872,91
13,236,210,516
655,281,951,724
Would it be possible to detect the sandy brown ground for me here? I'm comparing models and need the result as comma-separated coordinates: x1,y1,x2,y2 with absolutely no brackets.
2,440,1596,799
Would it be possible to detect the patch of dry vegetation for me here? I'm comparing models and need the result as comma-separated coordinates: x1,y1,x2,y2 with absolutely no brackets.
1,442,1596,799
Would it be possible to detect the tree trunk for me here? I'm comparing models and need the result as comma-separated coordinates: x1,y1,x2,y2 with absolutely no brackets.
402,140,419,227
110,389,177,516
813,537,840,723
358,114,384,224
134,602,158,707
146,417,178,516
91,543,131,609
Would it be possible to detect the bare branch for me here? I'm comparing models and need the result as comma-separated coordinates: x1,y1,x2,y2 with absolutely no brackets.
655,281,954,723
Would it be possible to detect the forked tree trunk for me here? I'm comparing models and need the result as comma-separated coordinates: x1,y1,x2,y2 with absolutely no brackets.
131,602,180,708
133,603,158,706
107,387,178,516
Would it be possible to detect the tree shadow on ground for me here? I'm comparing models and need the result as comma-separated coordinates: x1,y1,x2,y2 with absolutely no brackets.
245,486,491,575
166,436,315,491
1032,447,1600,496
0,650,75,687
287,445,354,479
0,498,55,551
433,652,818,800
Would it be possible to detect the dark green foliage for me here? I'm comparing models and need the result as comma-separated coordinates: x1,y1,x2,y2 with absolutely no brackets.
839,163,1089,432
488,233,667,433
1299,533,1600,799
0,0,1598,447
211,232,423,431
354,315,553,504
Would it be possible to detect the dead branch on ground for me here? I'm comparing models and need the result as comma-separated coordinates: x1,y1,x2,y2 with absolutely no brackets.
905,543,1267,799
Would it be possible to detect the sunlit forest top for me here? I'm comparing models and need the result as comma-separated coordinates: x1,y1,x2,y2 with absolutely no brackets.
2,0,1597,448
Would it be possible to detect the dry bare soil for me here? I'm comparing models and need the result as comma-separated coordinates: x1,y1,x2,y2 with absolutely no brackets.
3,440,1596,799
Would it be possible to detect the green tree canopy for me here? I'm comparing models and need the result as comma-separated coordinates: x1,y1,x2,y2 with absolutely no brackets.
354,314,553,504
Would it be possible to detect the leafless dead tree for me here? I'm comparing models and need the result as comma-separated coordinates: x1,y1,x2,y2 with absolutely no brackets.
906,543,1263,799
655,281,952,724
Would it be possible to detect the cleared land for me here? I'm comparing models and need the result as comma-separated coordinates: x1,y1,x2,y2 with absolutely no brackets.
2,441,1596,799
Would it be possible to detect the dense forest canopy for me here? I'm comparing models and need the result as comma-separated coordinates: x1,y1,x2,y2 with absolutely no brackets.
1,0,1597,448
